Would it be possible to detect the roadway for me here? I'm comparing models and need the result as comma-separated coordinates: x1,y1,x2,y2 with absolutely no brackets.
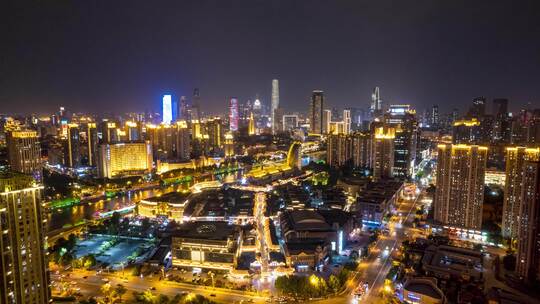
315,185,423,304
51,270,267,303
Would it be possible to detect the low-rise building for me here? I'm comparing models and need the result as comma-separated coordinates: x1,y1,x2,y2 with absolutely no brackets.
421,244,483,282
138,191,189,221
353,180,403,225
403,277,446,304
171,221,241,270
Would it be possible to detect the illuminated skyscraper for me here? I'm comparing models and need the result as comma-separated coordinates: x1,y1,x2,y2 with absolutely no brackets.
434,144,487,230
229,97,239,131
514,159,540,282
99,120,118,144
502,147,540,239
87,123,98,166
384,105,418,178
163,94,173,124
343,109,351,135
64,124,80,168
125,121,140,141
431,105,439,127
179,96,189,121
282,115,298,132
310,90,324,134
322,109,331,134
6,130,42,178
192,88,201,121
371,87,382,116
271,79,279,134
175,121,191,160
248,112,256,135
372,127,395,181
224,132,234,157
0,173,50,304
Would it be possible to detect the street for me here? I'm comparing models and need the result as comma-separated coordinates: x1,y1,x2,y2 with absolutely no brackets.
315,185,423,304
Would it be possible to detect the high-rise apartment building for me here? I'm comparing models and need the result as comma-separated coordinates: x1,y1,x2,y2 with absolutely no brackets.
515,160,540,282
431,105,439,127
98,141,153,179
372,127,395,181
310,90,324,134
434,144,487,230
271,79,279,134
6,130,42,178
322,109,331,134
175,121,191,160
0,172,50,304
343,110,351,135
468,97,486,118
502,147,540,239
327,134,349,167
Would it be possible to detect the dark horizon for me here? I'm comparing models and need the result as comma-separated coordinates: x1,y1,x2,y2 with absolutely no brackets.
2,0,540,115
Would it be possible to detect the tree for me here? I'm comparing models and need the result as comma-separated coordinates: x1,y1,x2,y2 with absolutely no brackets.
328,274,340,294
114,284,127,301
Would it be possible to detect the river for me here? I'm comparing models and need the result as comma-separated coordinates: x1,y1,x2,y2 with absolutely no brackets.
47,171,243,231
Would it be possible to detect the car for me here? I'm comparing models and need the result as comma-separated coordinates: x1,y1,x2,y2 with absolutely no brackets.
82,276,88,279
210,294,216,297
150,287,156,291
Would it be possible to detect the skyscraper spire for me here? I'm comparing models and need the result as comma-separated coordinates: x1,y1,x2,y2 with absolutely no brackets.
371,86,382,116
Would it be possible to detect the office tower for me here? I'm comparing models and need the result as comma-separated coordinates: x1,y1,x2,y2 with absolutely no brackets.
451,108,459,123
179,96,190,121
310,90,324,134
224,132,234,157
162,94,173,124
98,141,153,179
64,124,80,168
87,123,98,166
58,106,66,121
125,121,140,141
192,88,201,121
322,109,331,134
327,134,349,167
515,160,540,282
0,173,50,304
100,120,118,144
282,115,299,132
431,105,439,127
6,130,42,178
385,105,418,178
469,97,486,118
172,97,179,122
271,79,279,134
434,144,487,230
248,112,256,135
175,121,191,160
371,87,382,117
502,147,540,239
206,117,223,151
343,110,351,135
229,97,239,131
372,127,395,181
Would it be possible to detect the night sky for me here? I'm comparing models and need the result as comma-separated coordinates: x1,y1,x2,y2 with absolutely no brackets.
2,0,540,115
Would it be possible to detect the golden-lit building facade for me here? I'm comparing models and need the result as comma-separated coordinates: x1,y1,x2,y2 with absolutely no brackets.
502,147,540,239
435,144,487,230
372,127,395,181
6,130,42,177
98,141,153,179
515,159,540,282
0,173,50,304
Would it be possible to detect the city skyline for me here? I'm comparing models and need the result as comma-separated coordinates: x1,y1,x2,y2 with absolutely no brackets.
3,1,540,114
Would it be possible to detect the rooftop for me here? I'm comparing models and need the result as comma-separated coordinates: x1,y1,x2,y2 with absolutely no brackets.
172,221,237,241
